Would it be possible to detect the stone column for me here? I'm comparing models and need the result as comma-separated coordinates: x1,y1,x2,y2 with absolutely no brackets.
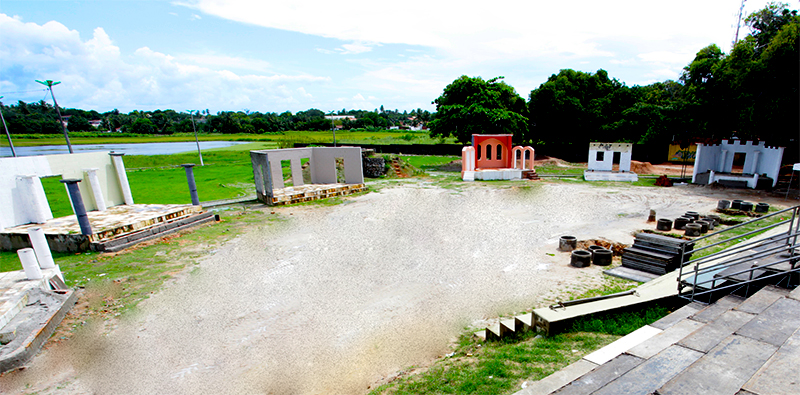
60,178,93,235
16,175,51,224
110,152,134,205
181,164,200,206
18,248,42,280
28,227,55,269
83,168,107,211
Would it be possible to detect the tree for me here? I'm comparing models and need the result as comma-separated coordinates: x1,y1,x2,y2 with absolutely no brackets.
428,76,528,144
128,118,157,134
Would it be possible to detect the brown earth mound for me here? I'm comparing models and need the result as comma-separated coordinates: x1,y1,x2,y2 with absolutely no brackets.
534,156,571,167
576,238,629,256
630,161,657,174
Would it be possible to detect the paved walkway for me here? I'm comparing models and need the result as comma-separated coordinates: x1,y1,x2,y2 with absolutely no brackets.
515,284,800,395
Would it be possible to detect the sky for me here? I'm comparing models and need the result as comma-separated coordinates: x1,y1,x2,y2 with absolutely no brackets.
0,0,786,115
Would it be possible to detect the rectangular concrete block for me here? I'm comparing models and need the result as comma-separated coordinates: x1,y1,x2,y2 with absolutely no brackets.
514,359,598,395
742,328,800,395
592,345,703,395
736,297,800,346
691,295,745,323
657,335,777,395
679,310,754,353
553,354,644,395
628,319,704,360
650,302,704,330
584,325,662,365
735,285,790,314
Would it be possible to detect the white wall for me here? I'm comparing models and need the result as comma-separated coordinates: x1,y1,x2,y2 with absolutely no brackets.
692,140,784,187
0,152,127,229
587,143,633,172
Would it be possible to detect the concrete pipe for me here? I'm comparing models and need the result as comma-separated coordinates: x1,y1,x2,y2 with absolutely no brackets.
674,217,690,230
17,248,42,280
656,218,673,231
701,217,715,230
755,203,770,213
28,227,55,269
740,202,753,212
707,214,721,226
717,200,731,210
592,249,613,266
731,199,743,210
559,236,577,251
570,250,591,268
685,223,702,237
695,220,710,234
685,211,700,220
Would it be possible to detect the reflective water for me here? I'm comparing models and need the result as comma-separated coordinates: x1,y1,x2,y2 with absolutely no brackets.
0,141,249,157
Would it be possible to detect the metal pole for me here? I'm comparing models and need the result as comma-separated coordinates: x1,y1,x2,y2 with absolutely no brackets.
188,110,204,166
60,178,92,235
0,99,16,157
36,80,73,154
181,164,200,205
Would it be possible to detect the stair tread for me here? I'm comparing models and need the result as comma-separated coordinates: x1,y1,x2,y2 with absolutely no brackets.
735,285,791,315
552,354,644,395
656,335,777,395
691,295,745,323
736,297,800,347
678,310,754,353
628,319,704,360
742,326,800,395
591,345,703,395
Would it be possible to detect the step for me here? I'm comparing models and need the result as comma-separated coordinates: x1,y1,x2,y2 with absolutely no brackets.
583,325,661,365
501,317,524,334
552,354,644,395
95,212,216,252
714,259,767,283
741,325,800,395
790,285,800,301
513,359,598,395
98,211,214,249
650,302,704,330
656,335,778,395
628,318,704,360
690,295,745,323
590,345,703,395
678,310,754,353
735,285,790,314
736,297,800,347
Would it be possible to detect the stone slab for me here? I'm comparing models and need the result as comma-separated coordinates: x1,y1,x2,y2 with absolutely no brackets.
592,345,703,395
735,285,790,314
679,310,754,353
628,318,704,359
657,335,777,395
513,359,598,395
742,328,800,395
553,354,644,395
691,295,745,323
603,266,659,283
736,297,800,346
650,302,704,330
583,325,661,365
789,285,800,301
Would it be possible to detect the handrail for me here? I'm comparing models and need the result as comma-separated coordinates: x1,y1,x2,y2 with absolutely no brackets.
549,289,638,311
677,204,800,302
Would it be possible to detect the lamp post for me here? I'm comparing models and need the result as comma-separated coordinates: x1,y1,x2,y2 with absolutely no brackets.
187,110,204,166
0,96,16,157
35,79,73,154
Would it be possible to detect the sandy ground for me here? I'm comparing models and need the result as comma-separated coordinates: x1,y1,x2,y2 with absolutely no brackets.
1,179,792,394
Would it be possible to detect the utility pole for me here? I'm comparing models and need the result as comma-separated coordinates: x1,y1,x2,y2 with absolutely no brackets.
0,96,17,157
188,110,204,166
35,79,73,153
732,0,747,48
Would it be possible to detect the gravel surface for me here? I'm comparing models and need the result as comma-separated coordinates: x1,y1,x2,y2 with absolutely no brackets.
1,180,774,394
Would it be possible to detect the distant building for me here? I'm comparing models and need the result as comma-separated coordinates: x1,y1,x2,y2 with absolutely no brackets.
324,115,356,121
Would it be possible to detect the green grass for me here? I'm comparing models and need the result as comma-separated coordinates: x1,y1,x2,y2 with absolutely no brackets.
370,301,669,395
690,208,787,259
402,155,459,170
10,131,458,147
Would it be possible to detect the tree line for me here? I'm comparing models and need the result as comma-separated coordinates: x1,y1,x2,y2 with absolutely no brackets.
0,102,435,136
429,2,798,150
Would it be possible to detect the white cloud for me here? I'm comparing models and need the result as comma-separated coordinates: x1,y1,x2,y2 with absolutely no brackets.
0,13,330,112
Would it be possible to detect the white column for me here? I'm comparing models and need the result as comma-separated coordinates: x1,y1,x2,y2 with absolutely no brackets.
110,153,134,205
83,168,107,211
17,175,52,224
749,151,761,175
28,227,55,269
18,248,43,280
719,150,728,172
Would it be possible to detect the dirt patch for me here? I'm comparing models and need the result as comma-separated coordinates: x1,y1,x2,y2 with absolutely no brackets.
576,238,629,256
534,156,573,167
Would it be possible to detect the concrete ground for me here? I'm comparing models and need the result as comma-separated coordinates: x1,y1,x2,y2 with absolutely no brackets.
0,180,790,394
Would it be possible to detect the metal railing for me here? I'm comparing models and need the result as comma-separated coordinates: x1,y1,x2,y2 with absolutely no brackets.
677,205,800,303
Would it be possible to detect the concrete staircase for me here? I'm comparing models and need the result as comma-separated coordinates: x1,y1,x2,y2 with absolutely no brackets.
91,211,216,252
391,158,408,178
514,284,800,395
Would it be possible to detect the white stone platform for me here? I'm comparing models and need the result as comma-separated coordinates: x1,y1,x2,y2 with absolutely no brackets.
584,170,639,182
463,168,523,181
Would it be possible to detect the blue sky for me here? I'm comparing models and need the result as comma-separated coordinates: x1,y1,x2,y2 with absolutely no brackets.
0,0,783,114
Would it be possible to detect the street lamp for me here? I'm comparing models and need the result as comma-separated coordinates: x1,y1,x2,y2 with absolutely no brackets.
187,110,204,166
35,79,73,154
0,96,17,157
